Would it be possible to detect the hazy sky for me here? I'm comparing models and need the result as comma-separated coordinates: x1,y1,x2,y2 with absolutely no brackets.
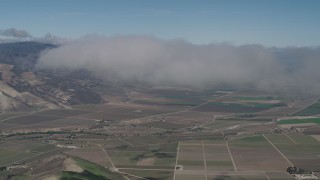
1,0,320,46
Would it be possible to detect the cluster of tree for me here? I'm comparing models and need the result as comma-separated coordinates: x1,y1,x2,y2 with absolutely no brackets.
287,166,310,174
0,166,6,171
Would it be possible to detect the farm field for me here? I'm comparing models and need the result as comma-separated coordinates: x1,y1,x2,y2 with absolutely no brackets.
228,135,291,171
204,143,234,171
257,97,317,116
293,102,320,116
177,143,205,170
66,144,113,168
278,118,320,125
59,157,126,180
265,134,320,171
120,169,174,180
193,101,286,113
0,140,62,166
1,88,320,180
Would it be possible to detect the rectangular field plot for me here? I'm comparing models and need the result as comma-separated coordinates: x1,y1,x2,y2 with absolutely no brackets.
177,143,205,170
206,172,268,180
264,134,296,144
105,138,178,153
108,150,176,168
203,139,226,145
278,118,320,125
229,135,291,171
288,134,320,144
175,173,206,180
175,171,273,180
204,144,234,171
164,111,214,125
121,169,173,180
266,135,320,171
265,172,295,180
292,102,320,116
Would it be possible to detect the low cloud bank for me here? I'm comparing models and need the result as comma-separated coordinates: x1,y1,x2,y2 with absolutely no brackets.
0,28,66,45
37,35,320,95
0,28,31,38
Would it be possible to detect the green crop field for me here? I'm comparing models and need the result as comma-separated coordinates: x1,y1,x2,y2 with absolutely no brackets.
293,103,320,116
195,102,285,113
264,134,294,144
288,135,320,144
278,118,320,125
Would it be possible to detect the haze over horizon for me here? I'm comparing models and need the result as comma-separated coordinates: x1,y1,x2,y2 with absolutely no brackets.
1,0,320,47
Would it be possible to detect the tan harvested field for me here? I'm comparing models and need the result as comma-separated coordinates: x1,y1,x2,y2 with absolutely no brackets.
136,157,155,166
63,158,83,173
229,135,291,171
164,111,216,126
